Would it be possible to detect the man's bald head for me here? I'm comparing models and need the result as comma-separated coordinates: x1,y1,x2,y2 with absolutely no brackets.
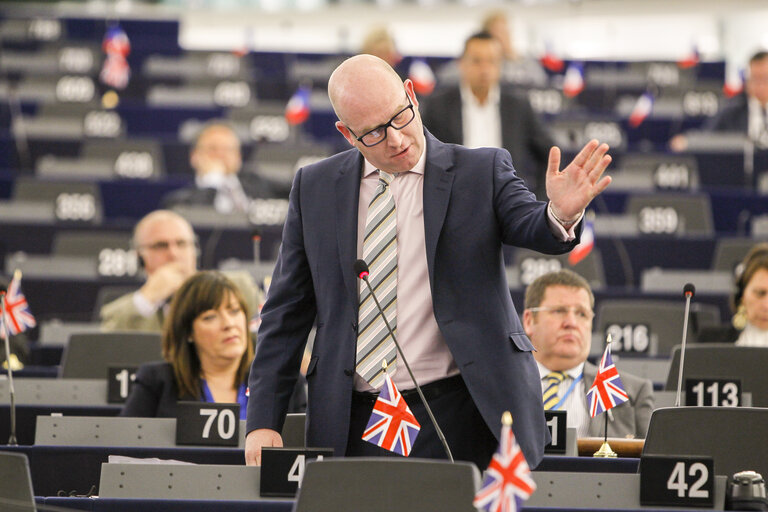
328,54,404,126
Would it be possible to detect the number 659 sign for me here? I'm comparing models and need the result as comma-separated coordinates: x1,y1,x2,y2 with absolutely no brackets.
175,401,240,447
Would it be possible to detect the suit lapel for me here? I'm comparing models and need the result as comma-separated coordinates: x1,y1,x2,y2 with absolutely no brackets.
422,133,455,285
335,152,364,309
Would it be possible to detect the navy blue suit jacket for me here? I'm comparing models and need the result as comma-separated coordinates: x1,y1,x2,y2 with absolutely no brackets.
246,130,578,467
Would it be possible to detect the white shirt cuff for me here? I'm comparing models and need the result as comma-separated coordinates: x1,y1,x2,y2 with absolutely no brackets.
547,204,583,242
132,290,161,318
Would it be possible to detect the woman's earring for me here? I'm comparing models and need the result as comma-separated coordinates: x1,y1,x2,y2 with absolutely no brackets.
732,304,748,331
187,337,194,344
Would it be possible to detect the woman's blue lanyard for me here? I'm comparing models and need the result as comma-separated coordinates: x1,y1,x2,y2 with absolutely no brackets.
550,373,583,411
200,380,249,420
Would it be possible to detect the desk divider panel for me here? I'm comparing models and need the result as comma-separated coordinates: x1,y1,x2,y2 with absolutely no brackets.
99,463,264,501
528,471,727,510
34,416,248,448
0,378,108,405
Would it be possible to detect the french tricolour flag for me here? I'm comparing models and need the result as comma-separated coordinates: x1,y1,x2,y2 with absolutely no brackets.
285,86,311,125
678,45,700,69
568,216,594,266
628,91,654,128
562,63,584,98
540,44,564,73
408,58,435,96
723,67,744,98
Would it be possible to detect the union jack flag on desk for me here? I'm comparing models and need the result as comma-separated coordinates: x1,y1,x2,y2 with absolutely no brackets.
586,344,629,417
361,372,420,456
474,412,536,512
0,272,36,336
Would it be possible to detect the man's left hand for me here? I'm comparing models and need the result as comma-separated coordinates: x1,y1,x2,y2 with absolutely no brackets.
545,139,612,222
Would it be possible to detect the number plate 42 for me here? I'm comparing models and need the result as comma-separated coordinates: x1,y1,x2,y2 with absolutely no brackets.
640,455,714,507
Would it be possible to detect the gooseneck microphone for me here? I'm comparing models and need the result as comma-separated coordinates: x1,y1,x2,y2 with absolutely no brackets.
674,283,696,407
354,259,454,463
0,291,17,445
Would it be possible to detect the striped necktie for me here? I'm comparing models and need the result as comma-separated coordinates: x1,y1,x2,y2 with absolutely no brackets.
542,371,567,410
356,170,398,388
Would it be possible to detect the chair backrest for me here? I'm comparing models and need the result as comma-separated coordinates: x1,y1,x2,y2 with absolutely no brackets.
626,193,714,236
643,407,768,479
81,139,165,179
294,458,480,512
664,344,768,407
712,237,757,276
511,247,606,291
59,332,162,379
617,153,700,191
595,299,720,356
281,413,306,448
0,451,36,511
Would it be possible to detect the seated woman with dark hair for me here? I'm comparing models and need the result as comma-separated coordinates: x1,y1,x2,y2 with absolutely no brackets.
121,270,305,419
700,243,768,346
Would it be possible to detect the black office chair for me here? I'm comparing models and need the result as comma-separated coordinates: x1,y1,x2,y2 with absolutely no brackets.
511,247,607,291
664,344,768,407
626,193,714,236
712,237,756,277
0,451,36,511
643,407,768,480
294,458,480,512
59,332,162,379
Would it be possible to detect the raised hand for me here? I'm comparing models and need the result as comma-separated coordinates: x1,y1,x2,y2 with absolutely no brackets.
545,139,612,222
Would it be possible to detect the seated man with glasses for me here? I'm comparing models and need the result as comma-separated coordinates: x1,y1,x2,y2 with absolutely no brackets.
523,269,654,439
100,209,261,332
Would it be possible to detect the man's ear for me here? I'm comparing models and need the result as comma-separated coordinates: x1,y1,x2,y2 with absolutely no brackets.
335,121,356,146
522,309,534,337
404,79,420,109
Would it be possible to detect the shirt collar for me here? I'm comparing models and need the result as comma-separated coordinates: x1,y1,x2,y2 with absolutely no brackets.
460,82,500,108
536,360,585,381
362,142,427,178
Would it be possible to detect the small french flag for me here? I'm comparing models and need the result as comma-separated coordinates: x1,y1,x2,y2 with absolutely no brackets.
678,45,700,69
540,43,564,72
285,86,311,125
568,215,594,266
408,58,436,96
628,91,654,128
723,67,744,98
562,63,584,98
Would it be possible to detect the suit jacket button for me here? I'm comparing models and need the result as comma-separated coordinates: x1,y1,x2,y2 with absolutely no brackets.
344,369,353,376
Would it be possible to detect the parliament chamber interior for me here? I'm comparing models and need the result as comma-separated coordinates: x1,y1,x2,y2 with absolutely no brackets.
1,0,768,510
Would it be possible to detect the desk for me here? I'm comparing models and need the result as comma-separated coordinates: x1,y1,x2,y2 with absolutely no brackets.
6,445,245,497
37,497,291,511
0,404,120,445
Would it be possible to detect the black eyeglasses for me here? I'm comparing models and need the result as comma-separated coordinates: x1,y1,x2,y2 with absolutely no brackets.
347,94,416,147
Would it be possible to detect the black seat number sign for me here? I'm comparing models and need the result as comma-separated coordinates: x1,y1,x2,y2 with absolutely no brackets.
175,401,239,446
685,378,741,407
640,455,714,507
544,410,567,454
107,365,137,403
260,448,334,497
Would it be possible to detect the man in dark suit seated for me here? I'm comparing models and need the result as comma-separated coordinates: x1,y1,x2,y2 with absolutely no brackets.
100,210,261,332
522,269,654,439
421,31,554,199
162,121,283,214
670,50,768,151
244,53,613,470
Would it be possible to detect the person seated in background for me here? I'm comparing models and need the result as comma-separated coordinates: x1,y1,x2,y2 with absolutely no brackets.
523,269,654,439
161,120,282,215
701,243,768,346
121,271,305,419
670,50,768,151
422,31,553,199
480,9,548,87
100,209,261,332
360,25,405,79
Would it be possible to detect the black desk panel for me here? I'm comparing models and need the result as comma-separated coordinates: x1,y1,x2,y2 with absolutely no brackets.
38,497,291,511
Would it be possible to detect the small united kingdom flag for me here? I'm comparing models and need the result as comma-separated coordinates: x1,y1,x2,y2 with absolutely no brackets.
586,343,629,417
361,370,420,456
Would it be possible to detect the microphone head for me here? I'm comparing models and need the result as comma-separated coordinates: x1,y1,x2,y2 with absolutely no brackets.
354,259,370,279
683,283,695,298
